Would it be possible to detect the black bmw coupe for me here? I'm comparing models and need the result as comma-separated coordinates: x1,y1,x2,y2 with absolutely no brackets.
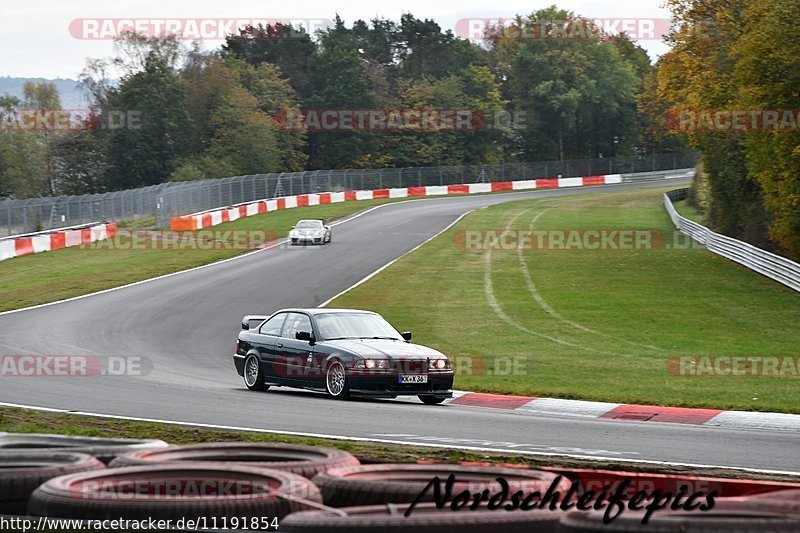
234,308,454,404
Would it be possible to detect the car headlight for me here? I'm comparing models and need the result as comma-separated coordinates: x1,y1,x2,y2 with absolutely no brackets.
430,358,450,370
354,359,389,369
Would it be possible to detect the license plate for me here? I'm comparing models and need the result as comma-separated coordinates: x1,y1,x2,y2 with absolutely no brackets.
399,375,428,384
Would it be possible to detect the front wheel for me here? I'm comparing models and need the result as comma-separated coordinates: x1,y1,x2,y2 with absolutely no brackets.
244,354,268,391
418,395,446,405
325,360,350,400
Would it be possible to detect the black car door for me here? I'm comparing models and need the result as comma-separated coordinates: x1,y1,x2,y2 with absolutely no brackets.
275,312,318,386
253,313,287,381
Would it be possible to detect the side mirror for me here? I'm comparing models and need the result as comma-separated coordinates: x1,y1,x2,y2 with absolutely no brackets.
401,331,412,341
291,225,295,229
296,331,314,343
242,322,249,330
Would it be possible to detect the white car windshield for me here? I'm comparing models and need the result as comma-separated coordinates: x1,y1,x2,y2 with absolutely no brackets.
316,313,403,341
296,220,322,229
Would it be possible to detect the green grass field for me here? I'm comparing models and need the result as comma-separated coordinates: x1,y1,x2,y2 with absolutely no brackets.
0,199,397,312
329,186,800,413
673,199,705,223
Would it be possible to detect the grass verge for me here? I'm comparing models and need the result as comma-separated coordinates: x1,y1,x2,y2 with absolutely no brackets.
673,199,705,223
329,186,800,413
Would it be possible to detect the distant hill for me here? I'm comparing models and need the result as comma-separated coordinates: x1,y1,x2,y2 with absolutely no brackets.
0,77,88,109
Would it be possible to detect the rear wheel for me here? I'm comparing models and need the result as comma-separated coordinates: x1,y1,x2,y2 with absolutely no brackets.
326,360,350,400
418,395,447,405
244,354,268,391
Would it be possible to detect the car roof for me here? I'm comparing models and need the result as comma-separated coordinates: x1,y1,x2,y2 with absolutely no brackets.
296,219,323,223
275,308,377,316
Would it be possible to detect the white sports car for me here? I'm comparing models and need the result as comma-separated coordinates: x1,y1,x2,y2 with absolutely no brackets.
289,219,332,245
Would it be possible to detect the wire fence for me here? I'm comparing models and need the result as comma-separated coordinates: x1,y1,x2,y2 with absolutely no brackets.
0,152,698,235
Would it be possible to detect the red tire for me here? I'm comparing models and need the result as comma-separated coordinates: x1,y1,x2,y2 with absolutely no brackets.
110,442,359,478
0,452,105,515
281,502,561,533
312,463,571,507
28,464,322,523
732,490,800,515
747,489,800,502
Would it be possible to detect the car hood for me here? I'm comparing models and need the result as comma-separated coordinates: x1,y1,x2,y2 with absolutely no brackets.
324,339,444,359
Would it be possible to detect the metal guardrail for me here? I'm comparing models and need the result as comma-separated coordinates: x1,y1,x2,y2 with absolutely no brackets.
664,189,800,293
0,152,699,235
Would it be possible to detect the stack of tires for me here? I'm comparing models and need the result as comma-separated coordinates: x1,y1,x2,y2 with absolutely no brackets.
281,465,800,533
0,432,169,464
0,432,168,515
285,463,572,532
1,433,799,532
0,435,354,530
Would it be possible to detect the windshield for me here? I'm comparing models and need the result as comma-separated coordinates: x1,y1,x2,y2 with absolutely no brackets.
315,313,403,341
296,220,322,229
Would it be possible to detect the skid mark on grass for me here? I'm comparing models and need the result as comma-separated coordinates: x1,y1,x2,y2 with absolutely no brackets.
482,204,617,353
505,206,664,353
507,208,598,334
483,251,590,350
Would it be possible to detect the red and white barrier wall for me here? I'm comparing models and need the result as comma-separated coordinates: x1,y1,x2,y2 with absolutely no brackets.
170,174,623,232
0,222,117,262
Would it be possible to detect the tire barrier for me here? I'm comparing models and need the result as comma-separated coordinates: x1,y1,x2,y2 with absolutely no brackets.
0,452,105,515
110,442,360,478
544,467,800,499
556,505,800,532
28,464,322,522
0,433,168,464
312,463,571,507
0,431,797,530
280,502,562,533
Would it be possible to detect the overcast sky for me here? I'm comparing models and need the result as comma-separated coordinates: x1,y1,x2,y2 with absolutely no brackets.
1,0,672,79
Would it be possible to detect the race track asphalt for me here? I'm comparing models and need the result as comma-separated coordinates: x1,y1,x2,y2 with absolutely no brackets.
1,179,797,474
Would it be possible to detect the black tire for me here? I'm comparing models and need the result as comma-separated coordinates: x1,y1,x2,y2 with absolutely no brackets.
28,464,322,522
312,463,570,507
0,433,168,464
557,506,800,532
281,503,561,533
0,452,105,515
325,360,349,400
244,353,268,391
110,442,359,478
418,395,446,405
